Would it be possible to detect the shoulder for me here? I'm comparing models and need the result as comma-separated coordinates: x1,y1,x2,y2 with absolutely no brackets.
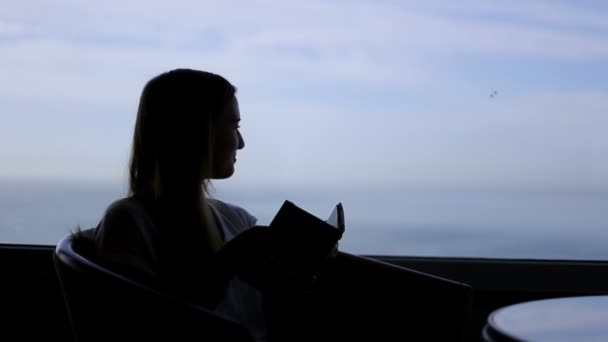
94,197,150,245
93,197,159,283
208,198,257,228
101,198,139,223
104,197,145,217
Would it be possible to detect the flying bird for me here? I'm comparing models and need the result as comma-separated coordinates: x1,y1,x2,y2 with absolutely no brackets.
489,90,498,98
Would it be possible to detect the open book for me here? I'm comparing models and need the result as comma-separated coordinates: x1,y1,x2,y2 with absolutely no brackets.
326,202,345,232
269,200,345,262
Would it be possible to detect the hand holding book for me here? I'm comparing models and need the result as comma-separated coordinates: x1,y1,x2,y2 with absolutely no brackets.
217,201,346,290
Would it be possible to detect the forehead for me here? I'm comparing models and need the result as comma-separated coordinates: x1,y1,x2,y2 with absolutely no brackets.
219,96,240,121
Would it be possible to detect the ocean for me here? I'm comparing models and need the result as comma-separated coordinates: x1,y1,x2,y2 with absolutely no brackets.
1,179,607,260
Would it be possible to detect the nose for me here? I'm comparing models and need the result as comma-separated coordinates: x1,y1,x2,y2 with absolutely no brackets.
237,130,245,150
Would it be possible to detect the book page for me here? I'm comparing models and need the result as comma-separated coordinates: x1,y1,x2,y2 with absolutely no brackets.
326,202,345,231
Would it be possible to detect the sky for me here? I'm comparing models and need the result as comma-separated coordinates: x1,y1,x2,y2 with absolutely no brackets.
1,0,608,191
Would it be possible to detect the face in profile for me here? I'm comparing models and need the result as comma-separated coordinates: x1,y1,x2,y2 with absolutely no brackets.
211,96,245,179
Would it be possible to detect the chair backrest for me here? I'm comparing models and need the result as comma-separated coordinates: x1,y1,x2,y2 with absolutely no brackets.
53,233,255,342
324,252,473,341
265,251,473,341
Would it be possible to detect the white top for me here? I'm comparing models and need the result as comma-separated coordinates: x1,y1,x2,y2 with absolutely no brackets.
208,199,267,342
94,197,267,342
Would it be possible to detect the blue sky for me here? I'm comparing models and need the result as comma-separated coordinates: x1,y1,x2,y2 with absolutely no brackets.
1,0,607,191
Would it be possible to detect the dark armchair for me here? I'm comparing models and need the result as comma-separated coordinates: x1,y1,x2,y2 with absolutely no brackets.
53,233,254,342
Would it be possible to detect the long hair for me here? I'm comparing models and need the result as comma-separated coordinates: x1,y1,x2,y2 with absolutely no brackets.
129,69,236,254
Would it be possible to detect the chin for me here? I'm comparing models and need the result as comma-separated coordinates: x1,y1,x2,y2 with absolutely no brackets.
211,166,235,180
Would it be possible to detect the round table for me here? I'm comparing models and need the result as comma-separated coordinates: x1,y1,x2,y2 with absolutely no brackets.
483,295,608,342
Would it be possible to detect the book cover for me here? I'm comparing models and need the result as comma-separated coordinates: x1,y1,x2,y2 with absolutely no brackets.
269,200,345,263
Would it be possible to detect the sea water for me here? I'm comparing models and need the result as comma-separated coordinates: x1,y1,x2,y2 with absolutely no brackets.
1,179,607,260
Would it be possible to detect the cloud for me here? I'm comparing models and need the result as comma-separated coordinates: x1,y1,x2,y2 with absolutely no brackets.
0,19,22,34
1,1,607,189
2,0,606,107
409,0,608,31
225,89,608,189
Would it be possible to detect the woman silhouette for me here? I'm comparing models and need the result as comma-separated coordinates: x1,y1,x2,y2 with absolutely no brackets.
93,69,277,341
